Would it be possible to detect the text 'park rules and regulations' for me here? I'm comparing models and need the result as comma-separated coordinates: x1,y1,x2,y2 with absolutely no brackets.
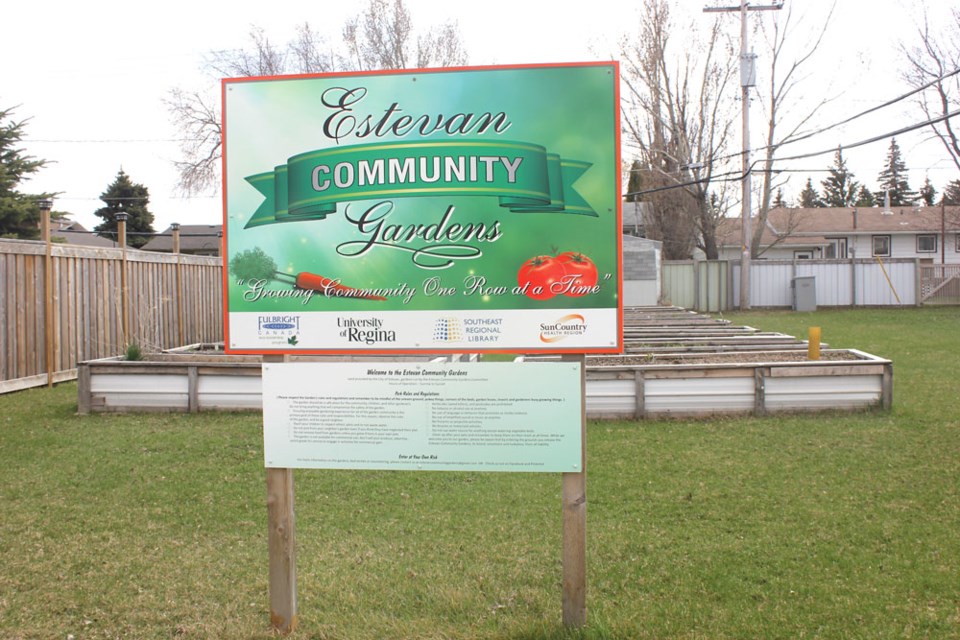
262,362,582,472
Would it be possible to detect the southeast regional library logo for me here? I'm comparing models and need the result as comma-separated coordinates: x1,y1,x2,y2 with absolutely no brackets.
433,318,463,343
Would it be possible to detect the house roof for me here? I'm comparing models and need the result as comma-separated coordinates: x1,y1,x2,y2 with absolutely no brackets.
50,219,116,248
141,224,222,252
717,206,960,248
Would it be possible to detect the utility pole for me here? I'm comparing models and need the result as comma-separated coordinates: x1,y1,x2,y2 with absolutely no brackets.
704,1,783,310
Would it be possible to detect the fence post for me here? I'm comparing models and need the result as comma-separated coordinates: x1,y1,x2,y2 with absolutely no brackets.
40,199,54,387
914,259,922,307
851,255,858,307
173,223,184,346
116,212,129,347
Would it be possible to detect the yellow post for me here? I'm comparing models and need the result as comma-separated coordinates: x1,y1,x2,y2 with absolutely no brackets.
808,327,821,360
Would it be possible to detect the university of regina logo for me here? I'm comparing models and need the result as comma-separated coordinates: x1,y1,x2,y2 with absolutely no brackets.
539,314,587,343
339,317,397,345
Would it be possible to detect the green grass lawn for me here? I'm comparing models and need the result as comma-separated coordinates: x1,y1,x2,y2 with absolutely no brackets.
1,307,958,639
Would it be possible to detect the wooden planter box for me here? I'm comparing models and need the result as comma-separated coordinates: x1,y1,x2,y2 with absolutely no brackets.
581,349,892,419
76,352,451,414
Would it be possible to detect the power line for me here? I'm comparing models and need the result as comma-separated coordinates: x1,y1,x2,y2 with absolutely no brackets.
762,67,960,153
770,107,960,164
624,107,960,198
624,66,960,171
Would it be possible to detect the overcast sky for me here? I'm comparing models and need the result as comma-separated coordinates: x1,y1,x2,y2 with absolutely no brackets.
3,0,951,231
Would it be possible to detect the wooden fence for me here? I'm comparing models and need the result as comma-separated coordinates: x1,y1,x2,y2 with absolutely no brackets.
0,238,222,393
919,264,960,304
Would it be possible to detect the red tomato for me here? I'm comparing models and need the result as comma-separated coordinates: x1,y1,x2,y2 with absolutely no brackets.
517,255,565,300
556,251,599,296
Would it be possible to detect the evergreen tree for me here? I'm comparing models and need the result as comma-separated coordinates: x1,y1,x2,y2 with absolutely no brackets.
798,177,822,207
854,185,876,207
93,169,155,248
820,147,860,207
874,138,916,206
0,106,51,239
918,176,937,206
773,188,788,208
625,159,643,203
942,179,960,205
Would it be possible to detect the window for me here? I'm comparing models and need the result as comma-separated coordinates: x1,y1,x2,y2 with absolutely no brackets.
794,250,813,260
917,234,937,253
956,233,960,253
872,235,891,257
825,237,848,259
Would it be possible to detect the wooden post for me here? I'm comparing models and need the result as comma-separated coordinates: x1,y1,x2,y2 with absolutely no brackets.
172,223,184,347
264,354,297,634
116,213,129,346
40,200,54,387
561,353,587,627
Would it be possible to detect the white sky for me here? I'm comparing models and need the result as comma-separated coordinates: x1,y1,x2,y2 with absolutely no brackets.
3,0,953,232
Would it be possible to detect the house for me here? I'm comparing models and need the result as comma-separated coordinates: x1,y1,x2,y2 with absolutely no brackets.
49,219,116,248
141,224,222,256
716,206,960,264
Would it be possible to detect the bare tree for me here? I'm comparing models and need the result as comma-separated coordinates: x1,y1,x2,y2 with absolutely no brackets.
289,23,338,74
165,26,289,195
620,0,737,260
204,26,287,78
167,0,468,196
901,4,960,174
166,88,222,195
343,0,466,71
752,1,836,257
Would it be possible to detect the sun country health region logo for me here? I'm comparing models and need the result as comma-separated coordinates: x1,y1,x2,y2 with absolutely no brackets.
539,314,588,343
433,318,463,343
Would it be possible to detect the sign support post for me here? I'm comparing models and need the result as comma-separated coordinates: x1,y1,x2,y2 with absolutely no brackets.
264,356,297,634
561,353,587,627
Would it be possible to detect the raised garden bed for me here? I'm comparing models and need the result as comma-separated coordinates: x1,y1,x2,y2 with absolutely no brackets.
77,308,893,419
581,348,892,419
76,350,460,414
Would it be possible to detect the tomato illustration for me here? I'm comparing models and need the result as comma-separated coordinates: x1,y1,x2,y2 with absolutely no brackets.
517,255,566,300
556,251,599,296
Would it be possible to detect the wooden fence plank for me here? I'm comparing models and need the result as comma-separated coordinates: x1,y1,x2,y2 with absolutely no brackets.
0,239,223,391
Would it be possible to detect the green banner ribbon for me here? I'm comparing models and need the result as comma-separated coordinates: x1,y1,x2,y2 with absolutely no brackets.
243,140,594,228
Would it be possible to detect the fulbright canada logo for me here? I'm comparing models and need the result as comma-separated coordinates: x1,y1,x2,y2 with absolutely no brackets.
539,314,588,343
258,315,300,333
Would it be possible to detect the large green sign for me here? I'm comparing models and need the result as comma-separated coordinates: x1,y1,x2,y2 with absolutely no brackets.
223,63,621,354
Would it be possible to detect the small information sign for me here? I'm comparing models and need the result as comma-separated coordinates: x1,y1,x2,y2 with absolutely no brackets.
262,361,582,472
